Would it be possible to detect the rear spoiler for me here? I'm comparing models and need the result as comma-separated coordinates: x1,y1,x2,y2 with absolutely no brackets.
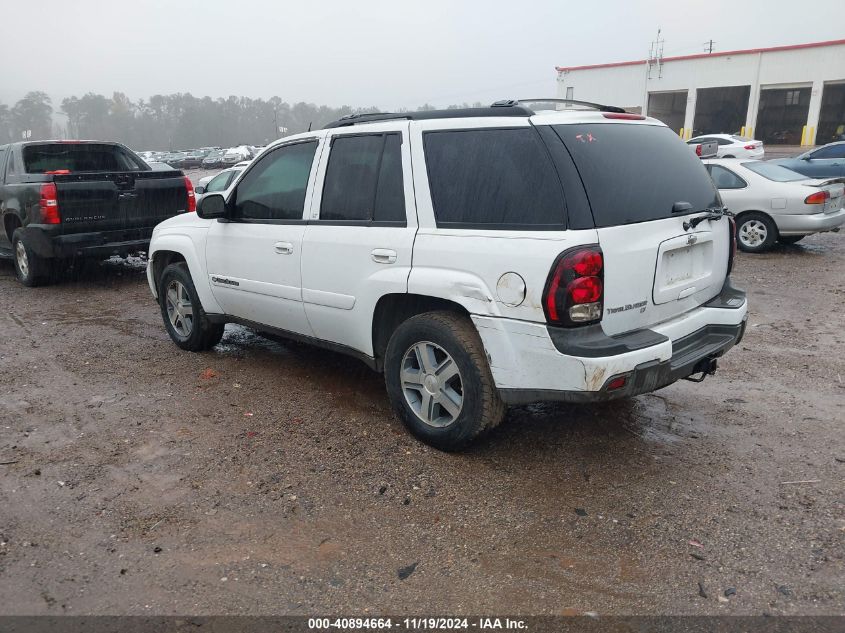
813,177,845,187
691,140,719,159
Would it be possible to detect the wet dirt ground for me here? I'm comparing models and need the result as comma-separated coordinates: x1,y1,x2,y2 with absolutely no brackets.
0,234,843,616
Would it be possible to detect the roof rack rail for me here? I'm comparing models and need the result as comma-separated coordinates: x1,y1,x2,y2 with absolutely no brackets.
323,104,535,129
517,98,628,114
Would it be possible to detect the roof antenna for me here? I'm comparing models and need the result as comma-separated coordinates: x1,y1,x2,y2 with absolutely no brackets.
307,122,312,132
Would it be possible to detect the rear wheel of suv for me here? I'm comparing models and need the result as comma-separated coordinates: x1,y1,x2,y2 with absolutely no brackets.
384,311,505,451
736,212,777,253
12,229,52,287
158,262,224,351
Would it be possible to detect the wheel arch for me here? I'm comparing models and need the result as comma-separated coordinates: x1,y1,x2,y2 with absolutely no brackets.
3,212,22,244
371,293,471,372
148,235,223,315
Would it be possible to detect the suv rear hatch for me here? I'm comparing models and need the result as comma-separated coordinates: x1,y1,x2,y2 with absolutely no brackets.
23,142,189,233
551,121,730,336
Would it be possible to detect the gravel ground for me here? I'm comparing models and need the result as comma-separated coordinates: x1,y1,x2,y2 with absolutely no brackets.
0,232,842,616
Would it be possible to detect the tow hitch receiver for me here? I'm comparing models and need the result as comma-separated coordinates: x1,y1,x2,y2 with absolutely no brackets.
684,357,718,383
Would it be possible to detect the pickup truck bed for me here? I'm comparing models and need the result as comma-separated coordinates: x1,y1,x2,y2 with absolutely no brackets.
0,140,193,285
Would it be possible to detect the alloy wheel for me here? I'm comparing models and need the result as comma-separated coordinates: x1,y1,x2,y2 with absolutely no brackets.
400,341,464,427
165,280,194,337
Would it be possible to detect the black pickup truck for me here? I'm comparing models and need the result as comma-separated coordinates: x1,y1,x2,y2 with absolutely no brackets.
0,140,195,286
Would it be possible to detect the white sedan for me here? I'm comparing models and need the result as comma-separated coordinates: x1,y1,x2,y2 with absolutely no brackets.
689,134,764,159
703,158,845,252
194,166,245,203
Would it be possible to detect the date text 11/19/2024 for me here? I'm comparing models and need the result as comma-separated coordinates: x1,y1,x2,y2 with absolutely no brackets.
307,617,528,630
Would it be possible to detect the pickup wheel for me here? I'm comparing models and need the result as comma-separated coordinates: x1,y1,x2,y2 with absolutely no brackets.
158,263,224,351
12,229,52,287
736,212,777,253
384,311,505,451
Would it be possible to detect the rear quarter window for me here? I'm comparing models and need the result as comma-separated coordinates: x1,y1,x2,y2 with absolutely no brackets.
423,128,566,229
553,123,719,227
23,143,146,173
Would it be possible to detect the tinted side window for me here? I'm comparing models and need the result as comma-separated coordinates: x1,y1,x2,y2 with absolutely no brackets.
234,141,317,221
320,133,405,223
706,165,746,189
0,148,7,182
374,134,405,222
423,128,565,229
811,144,845,159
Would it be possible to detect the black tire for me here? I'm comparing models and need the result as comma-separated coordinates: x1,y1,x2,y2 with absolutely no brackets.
157,262,224,351
384,310,505,451
723,154,735,158
778,235,805,245
736,212,777,253
12,229,52,287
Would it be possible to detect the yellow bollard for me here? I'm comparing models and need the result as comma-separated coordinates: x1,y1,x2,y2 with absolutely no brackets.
809,126,815,145
740,126,746,137
679,127,685,137
800,126,807,146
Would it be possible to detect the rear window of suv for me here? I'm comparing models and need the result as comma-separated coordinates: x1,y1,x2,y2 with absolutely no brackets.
23,143,146,173
423,128,566,229
553,123,720,227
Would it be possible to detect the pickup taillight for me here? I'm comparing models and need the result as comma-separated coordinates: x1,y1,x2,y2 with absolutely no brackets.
543,246,604,327
184,176,196,212
39,183,61,224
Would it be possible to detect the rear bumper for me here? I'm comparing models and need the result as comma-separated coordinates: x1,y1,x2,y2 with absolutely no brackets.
474,277,747,405
775,208,845,236
21,225,154,259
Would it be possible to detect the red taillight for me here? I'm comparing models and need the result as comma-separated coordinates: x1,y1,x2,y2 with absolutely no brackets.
804,190,830,205
45,169,71,175
39,183,61,224
743,144,756,150
184,175,196,212
567,276,603,303
543,246,604,327
602,112,646,120
695,144,703,156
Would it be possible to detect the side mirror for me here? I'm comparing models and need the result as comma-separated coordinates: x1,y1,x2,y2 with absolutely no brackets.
801,154,812,161
195,185,206,194
197,193,228,219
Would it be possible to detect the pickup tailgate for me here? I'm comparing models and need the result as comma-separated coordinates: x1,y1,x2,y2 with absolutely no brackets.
53,171,189,232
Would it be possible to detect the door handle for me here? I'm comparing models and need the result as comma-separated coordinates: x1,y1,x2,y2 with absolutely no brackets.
371,248,397,264
274,241,294,255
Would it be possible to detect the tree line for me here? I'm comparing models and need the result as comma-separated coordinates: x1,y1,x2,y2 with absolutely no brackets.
0,91,490,150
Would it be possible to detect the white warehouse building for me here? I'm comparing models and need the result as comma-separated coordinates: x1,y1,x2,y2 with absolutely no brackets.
555,38,845,146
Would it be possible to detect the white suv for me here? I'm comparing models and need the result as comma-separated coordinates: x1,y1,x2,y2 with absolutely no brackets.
147,100,747,451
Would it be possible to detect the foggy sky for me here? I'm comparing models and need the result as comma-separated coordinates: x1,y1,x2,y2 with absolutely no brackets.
3,0,843,110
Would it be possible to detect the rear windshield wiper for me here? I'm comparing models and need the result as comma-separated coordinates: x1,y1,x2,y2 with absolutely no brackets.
683,206,732,231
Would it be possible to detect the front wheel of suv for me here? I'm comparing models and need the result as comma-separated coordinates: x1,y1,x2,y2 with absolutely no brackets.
158,262,224,351
736,212,777,253
384,311,506,451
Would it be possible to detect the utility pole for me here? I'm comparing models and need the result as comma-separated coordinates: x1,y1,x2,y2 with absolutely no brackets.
273,109,279,140
647,28,665,80
704,39,715,54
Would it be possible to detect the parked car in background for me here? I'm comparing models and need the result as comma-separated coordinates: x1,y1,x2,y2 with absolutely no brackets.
704,158,845,252
0,140,195,286
688,134,764,158
194,166,245,203
770,141,845,179
202,150,226,169
164,152,187,167
147,102,746,450
221,146,251,165
177,150,209,169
